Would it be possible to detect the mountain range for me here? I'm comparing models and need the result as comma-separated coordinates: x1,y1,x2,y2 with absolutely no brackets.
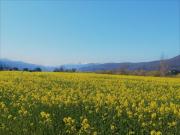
80,55,180,71
0,55,180,72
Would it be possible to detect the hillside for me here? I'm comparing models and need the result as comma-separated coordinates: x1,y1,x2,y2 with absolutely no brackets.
1,55,180,72
79,55,180,71
0,59,54,71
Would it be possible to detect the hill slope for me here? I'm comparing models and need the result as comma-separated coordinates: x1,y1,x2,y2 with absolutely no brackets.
79,55,180,71
1,55,179,71
0,59,54,71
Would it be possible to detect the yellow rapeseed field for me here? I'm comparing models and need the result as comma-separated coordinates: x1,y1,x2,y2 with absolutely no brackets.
0,71,180,135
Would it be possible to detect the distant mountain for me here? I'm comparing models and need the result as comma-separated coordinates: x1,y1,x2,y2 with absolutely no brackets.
61,64,88,70
0,59,99,71
0,59,55,71
1,55,180,72
62,63,99,70
79,55,180,71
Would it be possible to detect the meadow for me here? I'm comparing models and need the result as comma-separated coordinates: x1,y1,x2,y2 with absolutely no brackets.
0,71,180,135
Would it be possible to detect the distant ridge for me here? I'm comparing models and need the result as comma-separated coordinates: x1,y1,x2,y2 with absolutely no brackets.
0,59,55,71
79,55,180,71
0,55,180,71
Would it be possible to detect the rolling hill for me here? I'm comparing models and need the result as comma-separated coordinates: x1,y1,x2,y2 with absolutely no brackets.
0,55,180,72
0,59,55,71
79,55,180,71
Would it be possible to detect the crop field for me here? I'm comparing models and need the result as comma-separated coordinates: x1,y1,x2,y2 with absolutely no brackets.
0,72,180,135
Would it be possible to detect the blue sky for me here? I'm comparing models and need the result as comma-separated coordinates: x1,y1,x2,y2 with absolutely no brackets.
0,0,180,66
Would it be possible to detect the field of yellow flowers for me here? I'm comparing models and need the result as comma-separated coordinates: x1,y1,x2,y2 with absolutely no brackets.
0,71,180,135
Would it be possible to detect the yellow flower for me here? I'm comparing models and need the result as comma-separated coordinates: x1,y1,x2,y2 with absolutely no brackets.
7,115,13,119
150,130,156,135
168,121,177,128
141,122,146,127
18,107,28,117
79,118,91,134
150,130,162,135
40,111,50,119
150,101,157,110
1,71,180,134
128,131,135,135
40,111,52,125
156,131,162,135
63,117,76,133
151,113,156,119
81,118,90,130
110,124,115,130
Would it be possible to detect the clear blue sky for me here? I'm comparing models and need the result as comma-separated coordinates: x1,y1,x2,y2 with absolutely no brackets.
0,0,180,66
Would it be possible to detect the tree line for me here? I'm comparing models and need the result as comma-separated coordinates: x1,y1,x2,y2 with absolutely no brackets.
0,65,42,72
0,59,179,76
53,66,76,72
0,65,77,73
95,59,180,77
